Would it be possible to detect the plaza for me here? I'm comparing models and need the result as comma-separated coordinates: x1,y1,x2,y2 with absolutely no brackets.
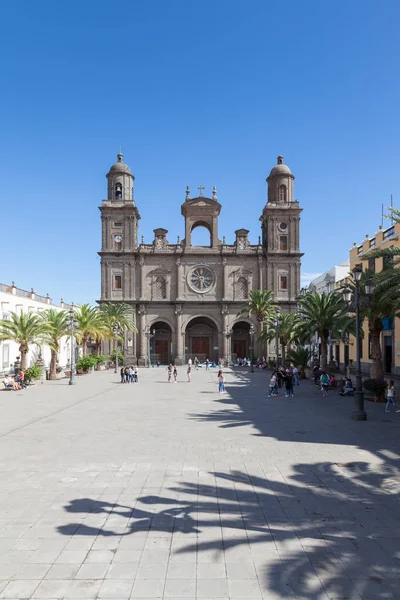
0,370,399,599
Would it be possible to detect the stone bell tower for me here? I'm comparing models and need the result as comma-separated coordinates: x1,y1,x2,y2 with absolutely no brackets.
260,156,302,308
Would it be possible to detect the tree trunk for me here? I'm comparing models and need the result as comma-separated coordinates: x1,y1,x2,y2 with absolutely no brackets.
19,345,27,370
49,349,57,380
320,339,328,373
370,328,384,380
281,343,286,367
82,337,87,356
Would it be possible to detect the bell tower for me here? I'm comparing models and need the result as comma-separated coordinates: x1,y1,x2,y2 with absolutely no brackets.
181,185,221,249
260,156,302,306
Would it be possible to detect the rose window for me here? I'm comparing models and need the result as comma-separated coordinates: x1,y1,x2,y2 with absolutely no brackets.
188,266,214,293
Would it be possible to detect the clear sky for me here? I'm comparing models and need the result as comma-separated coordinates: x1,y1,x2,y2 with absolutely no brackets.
1,0,399,305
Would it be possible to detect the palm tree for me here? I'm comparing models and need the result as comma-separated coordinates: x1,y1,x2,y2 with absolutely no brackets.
287,346,312,378
74,304,104,356
259,312,300,366
237,290,276,324
297,291,354,373
0,311,51,370
99,302,137,353
40,309,69,380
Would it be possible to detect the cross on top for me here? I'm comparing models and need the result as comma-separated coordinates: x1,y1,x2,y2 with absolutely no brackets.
198,185,205,196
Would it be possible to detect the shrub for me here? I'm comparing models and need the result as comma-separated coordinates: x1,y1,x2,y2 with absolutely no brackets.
24,365,42,383
109,350,124,365
94,355,105,365
76,356,97,372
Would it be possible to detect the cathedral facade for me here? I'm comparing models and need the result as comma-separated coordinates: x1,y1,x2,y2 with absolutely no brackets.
99,154,302,365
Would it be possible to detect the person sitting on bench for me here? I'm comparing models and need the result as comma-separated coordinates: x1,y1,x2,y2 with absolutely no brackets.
340,378,354,396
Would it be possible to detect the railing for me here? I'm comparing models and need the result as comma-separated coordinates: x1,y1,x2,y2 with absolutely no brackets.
0,282,72,308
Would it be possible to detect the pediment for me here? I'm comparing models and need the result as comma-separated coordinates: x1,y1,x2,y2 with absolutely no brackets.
147,268,171,277
230,267,253,277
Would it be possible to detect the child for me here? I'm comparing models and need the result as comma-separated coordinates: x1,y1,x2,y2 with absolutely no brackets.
386,380,400,413
268,372,278,397
320,371,330,397
173,366,178,383
167,364,173,383
187,363,192,383
217,370,225,393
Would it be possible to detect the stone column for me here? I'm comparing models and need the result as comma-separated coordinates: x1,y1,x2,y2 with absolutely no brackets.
101,217,107,251
138,304,147,366
258,256,263,290
123,263,130,300
129,260,136,300
222,257,228,300
221,305,229,361
175,304,183,365
139,257,145,300
101,261,106,300
176,258,183,300
105,216,111,251
107,263,112,299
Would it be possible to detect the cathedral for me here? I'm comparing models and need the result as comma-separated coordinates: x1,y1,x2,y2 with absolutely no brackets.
99,154,302,365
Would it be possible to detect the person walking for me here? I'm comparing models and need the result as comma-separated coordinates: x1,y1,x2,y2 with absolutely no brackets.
217,370,226,393
386,380,400,413
292,366,299,385
205,358,209,371
268,372,278,397
120,366,125,383
285,371,294,397
187,363,192,383
167,364,173,383
173,365,178,383
320,371,330,397
133,366,138,383
194,357,199,370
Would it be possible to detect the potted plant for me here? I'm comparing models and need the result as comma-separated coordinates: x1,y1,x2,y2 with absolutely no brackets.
24,365,42,385
76,356,97,374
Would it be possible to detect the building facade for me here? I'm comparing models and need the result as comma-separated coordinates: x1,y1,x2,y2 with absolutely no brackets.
0,283,72,374
99,154,302,365
348,223,400,376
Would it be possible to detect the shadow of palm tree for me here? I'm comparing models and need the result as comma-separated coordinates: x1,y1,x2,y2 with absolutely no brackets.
58,460,400,599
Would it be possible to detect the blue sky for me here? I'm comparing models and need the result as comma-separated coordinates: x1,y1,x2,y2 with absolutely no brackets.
1,0,399,304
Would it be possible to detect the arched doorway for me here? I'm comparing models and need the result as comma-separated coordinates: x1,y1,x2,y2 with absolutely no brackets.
185,316,218,363
150,321,172,364
231,322,251,361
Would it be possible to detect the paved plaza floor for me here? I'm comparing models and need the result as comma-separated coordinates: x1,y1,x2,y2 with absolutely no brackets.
0,367,400,599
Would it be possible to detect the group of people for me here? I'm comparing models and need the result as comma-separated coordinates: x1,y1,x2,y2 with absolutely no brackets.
120,366,139,383
3,370,26,391
268,367,299,398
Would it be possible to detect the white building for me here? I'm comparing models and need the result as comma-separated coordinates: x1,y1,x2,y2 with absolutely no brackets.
0,282,73,374
307,260,350,294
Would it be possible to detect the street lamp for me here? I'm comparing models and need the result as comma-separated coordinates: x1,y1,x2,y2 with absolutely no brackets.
68,306,77,386
343,263,372,421
145,328,155,368
249,324,255,373
275,311,283,369
113,326,119,374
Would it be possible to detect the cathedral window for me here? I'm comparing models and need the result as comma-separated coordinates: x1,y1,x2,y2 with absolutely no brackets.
279,235,288,251
115,183,123,200
154,276,167,300
279,185,287,202
114,275,122,290
279,276,288,291
236,277,248,300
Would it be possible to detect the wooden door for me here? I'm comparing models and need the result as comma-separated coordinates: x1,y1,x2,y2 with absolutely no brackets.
155,339,168,363
192,337,210,358
233,340,246,358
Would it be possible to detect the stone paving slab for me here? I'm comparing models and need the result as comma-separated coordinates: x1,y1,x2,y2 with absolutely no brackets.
0,368,399,599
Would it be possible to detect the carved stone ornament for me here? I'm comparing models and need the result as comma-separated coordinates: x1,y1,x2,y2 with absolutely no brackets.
139,257,145,266
138,303,146,315
187,265,215,294
175,304,183,315
221,304,229,316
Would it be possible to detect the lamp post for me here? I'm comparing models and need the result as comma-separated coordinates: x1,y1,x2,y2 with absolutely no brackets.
68,306,76,386
275,311,282,369
344,263,370,421
145,328,155,367
113,326,119,374
249,324,255,373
